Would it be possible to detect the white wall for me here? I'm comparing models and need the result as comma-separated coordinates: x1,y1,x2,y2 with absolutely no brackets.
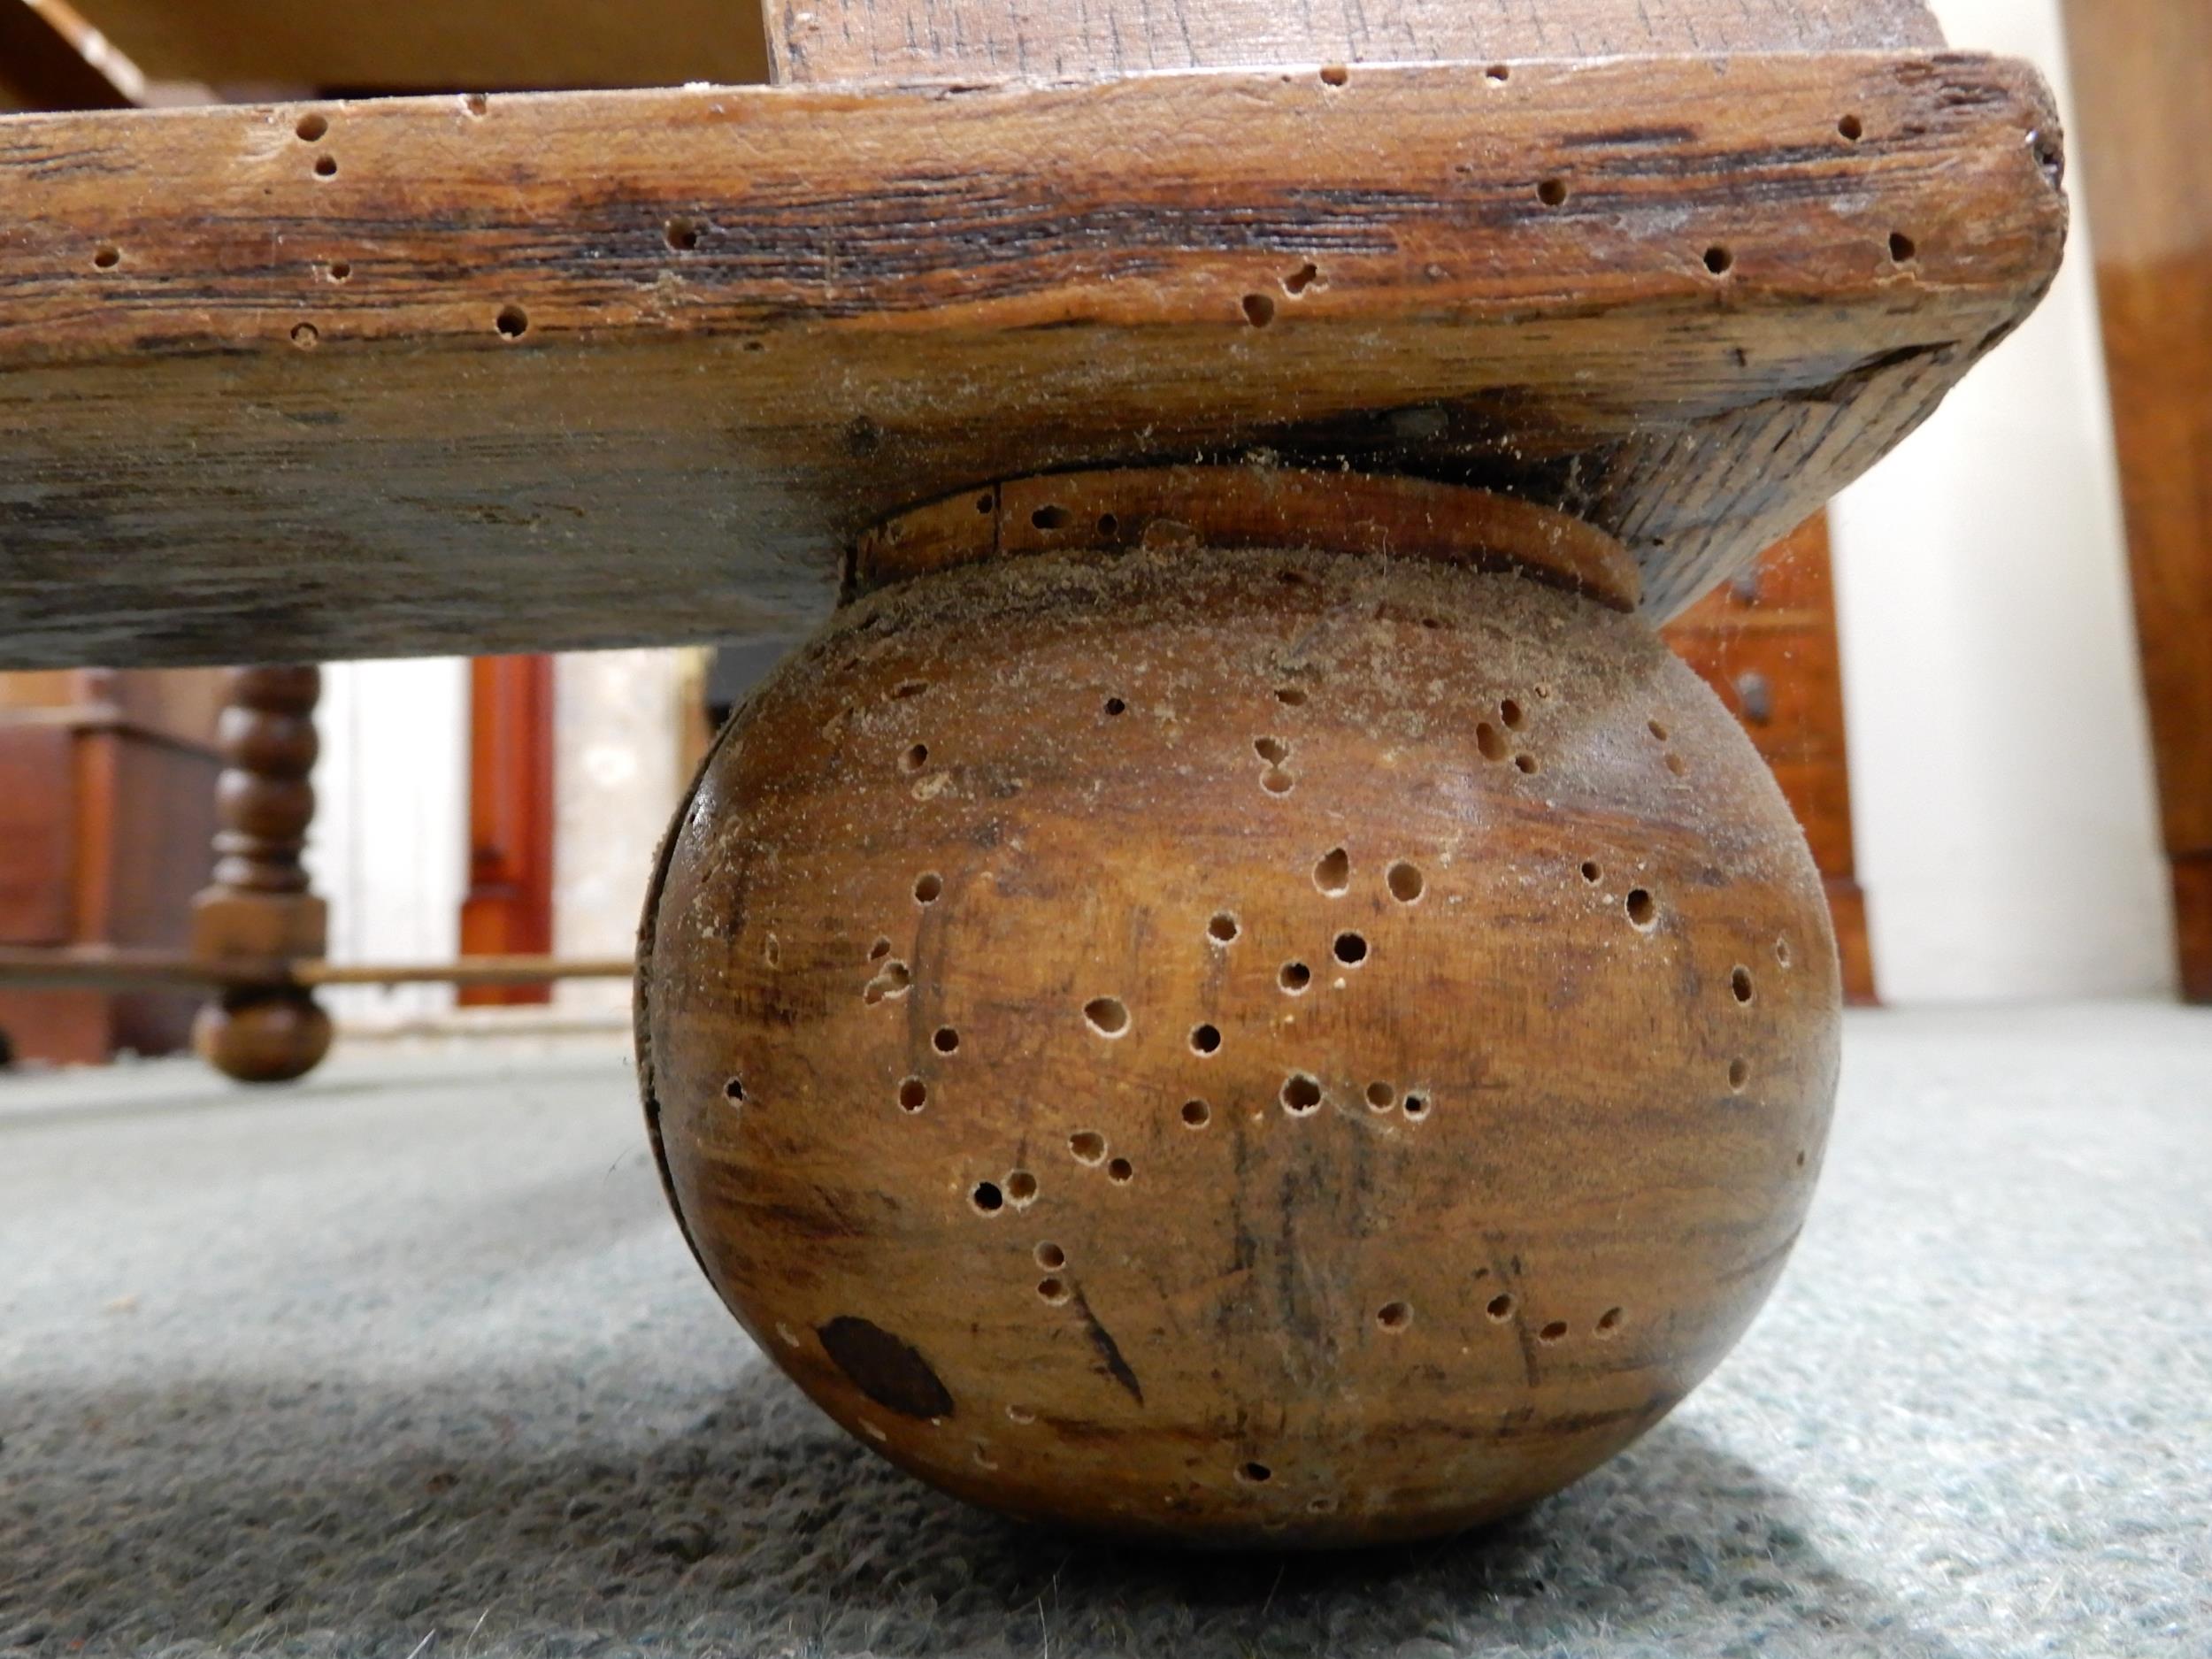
303,649,691,1028
1828,0,2176,1002
551,649,691,1014
306,658,470,1024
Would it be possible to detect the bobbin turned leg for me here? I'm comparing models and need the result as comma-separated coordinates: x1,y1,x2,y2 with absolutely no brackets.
638,469,1842,1547
191,665,334,1084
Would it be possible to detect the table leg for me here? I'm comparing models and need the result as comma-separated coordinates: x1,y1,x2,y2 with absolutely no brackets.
190,666,334,1083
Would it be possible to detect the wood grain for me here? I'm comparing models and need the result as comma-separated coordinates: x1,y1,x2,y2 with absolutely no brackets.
641,537,1840,1543
2062,0,2212,1002
857,468,1643,611
1661,514,1875,1003
770,0,1940,86
0,54,2064,668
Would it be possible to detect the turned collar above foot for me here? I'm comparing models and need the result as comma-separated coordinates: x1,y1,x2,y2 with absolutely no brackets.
852,467,1642,613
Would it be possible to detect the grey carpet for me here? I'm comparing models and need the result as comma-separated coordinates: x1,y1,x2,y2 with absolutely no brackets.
3,1007,2208,1658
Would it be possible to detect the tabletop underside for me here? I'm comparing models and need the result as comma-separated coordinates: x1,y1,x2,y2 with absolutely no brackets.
0,46,2062,668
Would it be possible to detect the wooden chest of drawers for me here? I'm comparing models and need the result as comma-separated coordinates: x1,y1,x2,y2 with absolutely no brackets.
0,671,222,1064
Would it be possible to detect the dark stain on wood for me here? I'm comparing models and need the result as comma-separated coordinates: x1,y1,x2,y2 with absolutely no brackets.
817,1315,958,1419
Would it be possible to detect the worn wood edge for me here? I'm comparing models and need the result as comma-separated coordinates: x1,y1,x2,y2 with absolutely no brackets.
856,468,1642,611
0,55,2062,365
0,52,2067,665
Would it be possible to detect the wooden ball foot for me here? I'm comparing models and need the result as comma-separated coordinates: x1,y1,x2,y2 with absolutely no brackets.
195,990,334,1085
638,473,1840,1547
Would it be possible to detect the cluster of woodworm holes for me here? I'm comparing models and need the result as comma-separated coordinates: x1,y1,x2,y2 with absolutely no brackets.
1223,72,1922,331
108,100,531,351
721,665,1799,1468
157,89,1917,355
1246,689,1548,798
756,700,1775,1238
872,692,1765,1345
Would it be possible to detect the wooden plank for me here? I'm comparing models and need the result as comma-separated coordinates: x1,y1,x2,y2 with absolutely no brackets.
66,0,767,91
2061,0,2212,1002
0,54,2065,668
769,0,1940,85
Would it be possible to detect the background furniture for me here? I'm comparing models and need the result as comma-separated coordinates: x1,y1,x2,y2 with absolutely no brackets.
2062,0,2212,1002
0,671,222,1063
458,656,557,1009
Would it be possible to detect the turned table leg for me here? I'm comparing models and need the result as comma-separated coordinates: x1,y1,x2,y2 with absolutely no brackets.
190,665,334,1084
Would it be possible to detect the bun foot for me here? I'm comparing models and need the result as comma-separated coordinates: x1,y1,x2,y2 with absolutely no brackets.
195,991,334,1085
638,474,1841,1547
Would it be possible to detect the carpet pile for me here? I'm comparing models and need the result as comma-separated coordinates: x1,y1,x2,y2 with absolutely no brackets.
3,1007,2207,1656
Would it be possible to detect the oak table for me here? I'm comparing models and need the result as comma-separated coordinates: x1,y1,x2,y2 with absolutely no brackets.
0,0,2064,1547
